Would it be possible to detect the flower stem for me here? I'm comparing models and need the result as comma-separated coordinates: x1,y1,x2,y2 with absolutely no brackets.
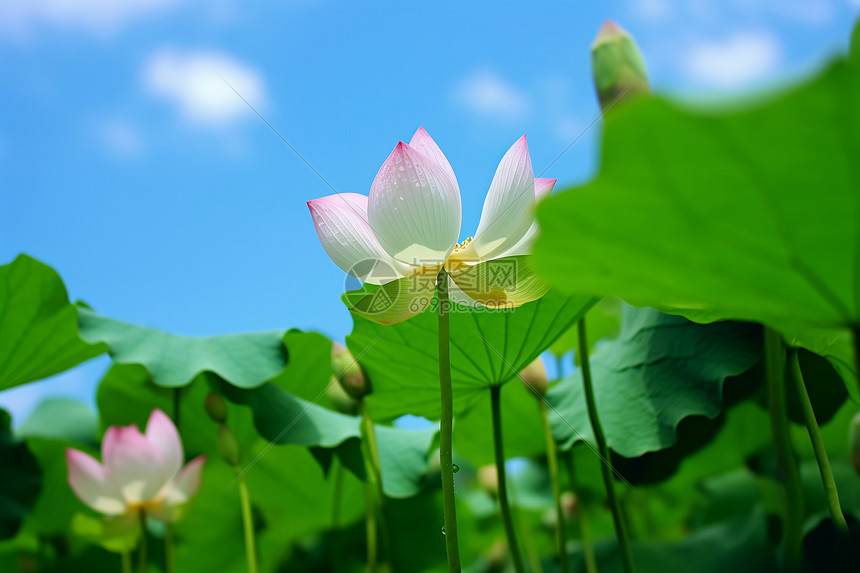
165,524,175,573
437,268,461,572
235,470,259,573
490,384,525,573
363,479,378,573
331,459,344,529
563,452,597,573
764,328,804,569
577,318,634,573
360,400,392,562
789,349,848,534
122,550,132,573
540,401,570,573
137,511,148,573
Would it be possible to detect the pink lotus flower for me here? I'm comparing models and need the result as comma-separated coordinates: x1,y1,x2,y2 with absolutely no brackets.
308,128,555,322
66,409,205,522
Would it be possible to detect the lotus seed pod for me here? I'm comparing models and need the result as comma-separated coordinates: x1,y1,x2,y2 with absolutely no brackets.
326,375,360,415
851,412,860,476
520,357,548,397
204,393,228,424
332,341,371,399
217,424,241,466
591,20,650,111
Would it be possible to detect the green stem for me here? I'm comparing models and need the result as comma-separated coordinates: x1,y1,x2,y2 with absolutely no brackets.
165,524,175,573
360,400,392,562
490,384,525,573
789,349,848,534
331,459,344,529
122,550,132,573
137,511,148,573
363,479,378,573
564,453,597,573
437,268,461,572
556,354,565,381
764,328,804,569
235,470,259,573
853,327,860,399
541,402,570,573
578,318,634,573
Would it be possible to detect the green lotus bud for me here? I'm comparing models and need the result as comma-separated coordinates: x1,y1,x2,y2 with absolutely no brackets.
332,342,371,400
520,358,548,397
326,375,360,415
217,424,241,466
478,464,498,496
591,20,649,111
561,491,578,519
851,412,860,476
204,393,228,424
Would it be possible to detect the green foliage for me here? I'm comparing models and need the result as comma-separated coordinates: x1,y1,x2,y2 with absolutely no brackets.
347,290,595,421
78,308,288,388
547,306,762,457
0,255,104,391
533,24,860,400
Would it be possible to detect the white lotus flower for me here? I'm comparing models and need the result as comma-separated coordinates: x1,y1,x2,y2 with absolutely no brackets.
307,128,555,323
66,409,205,522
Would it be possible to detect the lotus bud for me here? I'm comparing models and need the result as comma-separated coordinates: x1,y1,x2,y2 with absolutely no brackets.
217,424,241,466
478,464,498,496
332,342,371,400
851,412,860,476
520,358,548,397
204,393,228,424
326,375,360,415
591,20,649,111
561,491,578,519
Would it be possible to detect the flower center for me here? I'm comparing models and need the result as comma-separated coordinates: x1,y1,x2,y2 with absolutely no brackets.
452,237,473,254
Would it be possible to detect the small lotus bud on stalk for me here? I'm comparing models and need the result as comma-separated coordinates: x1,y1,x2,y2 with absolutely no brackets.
850,412,860,476
591,20,650,111
326,375,360,415
332,341,371,400
218,424,241,466
478,464,499,496
561,491,578,519
204,393,228,424
520,358,548,397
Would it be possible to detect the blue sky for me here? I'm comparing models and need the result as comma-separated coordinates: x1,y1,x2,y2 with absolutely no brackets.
2,0,859,422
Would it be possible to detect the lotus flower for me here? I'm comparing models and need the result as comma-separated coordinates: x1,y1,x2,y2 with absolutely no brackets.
66,409,205,522
308,128,555,323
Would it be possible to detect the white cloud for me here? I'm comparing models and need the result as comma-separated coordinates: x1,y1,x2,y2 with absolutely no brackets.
143,49,268,126
454,70,530,121
102,119,143,156
683,32,782,88
632,0,672,20
0,0,183,37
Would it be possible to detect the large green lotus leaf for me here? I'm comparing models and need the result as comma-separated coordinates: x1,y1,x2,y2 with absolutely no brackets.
77,308,287,389
533,26,860,396
574,508,774,573
0,411,42,541
220,380,360,449
0,255,105,391
15,398,98,448
96,363,258,460
374,424,438,499
347,290,595,421
453,376,546,466
547,307,762,457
